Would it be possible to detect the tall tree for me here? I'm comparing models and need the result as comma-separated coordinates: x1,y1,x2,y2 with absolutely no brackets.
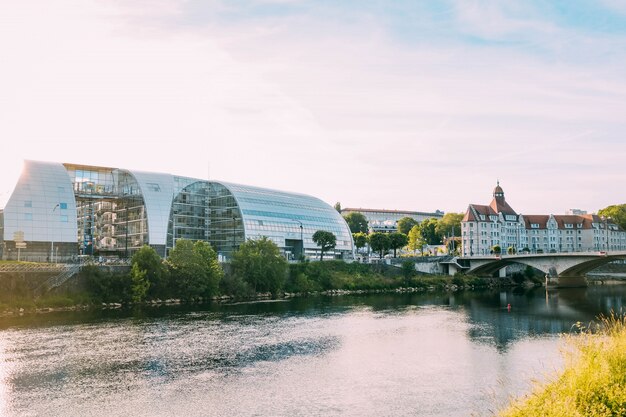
232,237,288,295
368,232,390,257
312,230,337,261
132,245,168,299
598,204,626,230
166,239,223,300
435,212,463,240
408,225,424,255
352,232,368,252
343,212,369,234
397,217,418,235
388,232,408,258
420,218,441,245
129,263,149,303
334,202,342,213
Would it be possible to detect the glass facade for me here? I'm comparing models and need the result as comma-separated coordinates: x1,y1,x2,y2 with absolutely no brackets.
211,182,353,260
1,161,354,261
167,178,209,256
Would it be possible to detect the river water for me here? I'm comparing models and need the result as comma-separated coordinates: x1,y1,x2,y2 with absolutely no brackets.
1,285,625,417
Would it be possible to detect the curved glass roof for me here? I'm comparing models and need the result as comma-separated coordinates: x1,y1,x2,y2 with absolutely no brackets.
215,181,353,253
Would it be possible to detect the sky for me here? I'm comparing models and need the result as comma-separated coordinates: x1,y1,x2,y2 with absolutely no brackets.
1,0,625,215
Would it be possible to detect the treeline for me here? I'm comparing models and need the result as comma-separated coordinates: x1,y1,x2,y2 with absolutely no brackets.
344,211,464,257
78,238,493,304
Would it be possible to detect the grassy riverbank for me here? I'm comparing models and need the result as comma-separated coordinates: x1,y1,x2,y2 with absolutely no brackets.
0,260,508,314
501,313,626,417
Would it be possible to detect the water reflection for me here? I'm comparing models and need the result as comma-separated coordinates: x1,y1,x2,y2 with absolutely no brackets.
0,285,625,417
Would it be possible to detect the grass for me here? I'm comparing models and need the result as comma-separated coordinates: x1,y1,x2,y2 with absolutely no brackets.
500,312,626,417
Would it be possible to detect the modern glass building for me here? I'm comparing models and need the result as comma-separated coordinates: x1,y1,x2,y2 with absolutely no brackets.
0,161,354,262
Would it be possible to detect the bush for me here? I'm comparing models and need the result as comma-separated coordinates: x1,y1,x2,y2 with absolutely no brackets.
452,274,466,287
219,274,255,298
167,240,223,300
231,237,287,295
83,265,132,303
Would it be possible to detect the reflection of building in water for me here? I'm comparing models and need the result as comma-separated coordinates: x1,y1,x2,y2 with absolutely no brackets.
1,160,353,261
462,182,626,256
451,287,626,350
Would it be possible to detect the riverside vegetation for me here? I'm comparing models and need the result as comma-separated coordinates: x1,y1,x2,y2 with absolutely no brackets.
501,313,626,417
0,238,513,313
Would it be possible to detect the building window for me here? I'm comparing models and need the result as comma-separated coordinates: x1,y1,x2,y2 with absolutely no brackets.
60,215,68,222
59,202,68,210
24,213,32,221
24,201,32,208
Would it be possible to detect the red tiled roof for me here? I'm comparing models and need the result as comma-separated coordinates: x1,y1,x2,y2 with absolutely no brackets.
463,204,497,222
489,196,517,215
523,215,550,229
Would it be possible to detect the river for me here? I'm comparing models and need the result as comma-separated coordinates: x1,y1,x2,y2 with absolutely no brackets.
1,284,625,417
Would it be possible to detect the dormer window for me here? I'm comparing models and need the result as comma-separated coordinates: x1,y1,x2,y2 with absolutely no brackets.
565,223,573,229
531,223,539,229
480,215,486,220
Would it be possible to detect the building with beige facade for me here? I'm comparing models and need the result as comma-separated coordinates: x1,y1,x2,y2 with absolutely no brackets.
461,183,626,256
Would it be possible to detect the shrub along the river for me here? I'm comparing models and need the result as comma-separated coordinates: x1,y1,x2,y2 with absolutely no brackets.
166,240,223,301
132,245,169,300
231,237,288,296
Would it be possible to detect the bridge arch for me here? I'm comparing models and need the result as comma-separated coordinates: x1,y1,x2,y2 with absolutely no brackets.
468,259,548,276
560,255,626,276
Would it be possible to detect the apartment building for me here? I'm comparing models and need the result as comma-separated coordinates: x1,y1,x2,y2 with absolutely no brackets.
461,183,626,256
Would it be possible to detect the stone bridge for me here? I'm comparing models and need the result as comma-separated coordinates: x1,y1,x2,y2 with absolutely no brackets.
448,251,626,286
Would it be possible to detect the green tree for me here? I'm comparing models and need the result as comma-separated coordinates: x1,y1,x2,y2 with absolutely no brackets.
312,230,337,261
397,217,418,235
368,232,390,257
334,202,342,213
352,232,368,252
388,232,408,258
166,239,223,300
131,245,168,299
343,212,369,234
407,224,424,254
232,237,288,295
420,218,440,245
435,212,463,241
598,204,626,230
129,263,149,303
492,245,502,254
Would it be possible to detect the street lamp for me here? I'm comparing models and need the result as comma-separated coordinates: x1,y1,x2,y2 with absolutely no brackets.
50,203,60,263
232,215,237,256
291,219,304,259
